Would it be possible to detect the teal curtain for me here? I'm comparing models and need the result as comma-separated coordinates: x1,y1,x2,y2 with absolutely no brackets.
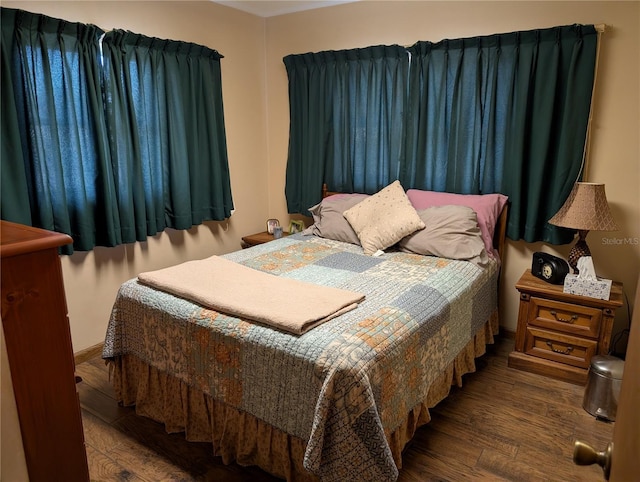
1,8,117,252
100,30,234,241
1,11,32,225
1,8,233,253
404,25,597,244
402,38,501,194
284,45,409,213
284,25,597,245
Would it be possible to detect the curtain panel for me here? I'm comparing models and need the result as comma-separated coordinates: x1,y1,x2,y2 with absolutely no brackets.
101,30,234,242
404,25,597,244
1,8,116,252
1,8,233,253
284,45,409,214
284,25,597,245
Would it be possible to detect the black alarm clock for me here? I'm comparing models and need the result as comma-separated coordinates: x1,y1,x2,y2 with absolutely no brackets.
531,252,570,284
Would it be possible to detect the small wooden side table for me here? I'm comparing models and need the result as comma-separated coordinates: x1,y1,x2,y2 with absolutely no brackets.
508,269,623,385
241,230,289,248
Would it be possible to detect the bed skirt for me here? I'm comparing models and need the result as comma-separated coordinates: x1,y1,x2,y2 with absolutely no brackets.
106,310,499,481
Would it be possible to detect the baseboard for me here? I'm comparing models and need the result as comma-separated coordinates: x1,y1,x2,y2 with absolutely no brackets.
74,342,103,365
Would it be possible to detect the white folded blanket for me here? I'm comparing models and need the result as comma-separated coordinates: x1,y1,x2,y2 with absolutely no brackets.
137,255,364,335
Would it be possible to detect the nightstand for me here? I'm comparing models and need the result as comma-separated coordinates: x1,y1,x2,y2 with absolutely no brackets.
508,269,623,385
241,230,289,248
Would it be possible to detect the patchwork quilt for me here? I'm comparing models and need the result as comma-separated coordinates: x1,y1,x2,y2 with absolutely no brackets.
103,234,499,481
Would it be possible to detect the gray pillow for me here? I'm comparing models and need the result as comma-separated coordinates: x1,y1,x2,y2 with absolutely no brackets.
398,205,489,266
304,194,369,245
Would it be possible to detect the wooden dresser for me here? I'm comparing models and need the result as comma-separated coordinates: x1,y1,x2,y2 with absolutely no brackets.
508,269,623,385
1,221,89,481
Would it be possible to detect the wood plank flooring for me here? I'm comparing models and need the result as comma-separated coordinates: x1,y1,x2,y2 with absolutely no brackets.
76,336,613,481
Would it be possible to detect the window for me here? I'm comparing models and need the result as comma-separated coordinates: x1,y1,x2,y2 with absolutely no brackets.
284,25,598,244
1,8,233,253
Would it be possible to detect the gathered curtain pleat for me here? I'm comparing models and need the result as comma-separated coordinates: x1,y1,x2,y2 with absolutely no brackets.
1,8,233,253
284,25,597,244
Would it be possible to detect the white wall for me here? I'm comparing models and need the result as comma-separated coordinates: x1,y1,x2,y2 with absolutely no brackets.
0,327,28,481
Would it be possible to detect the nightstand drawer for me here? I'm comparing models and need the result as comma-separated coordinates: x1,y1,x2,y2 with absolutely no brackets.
527,297,602,339
524,326,597,369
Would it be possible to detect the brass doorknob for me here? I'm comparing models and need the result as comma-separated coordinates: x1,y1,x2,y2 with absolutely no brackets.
573,440,613,480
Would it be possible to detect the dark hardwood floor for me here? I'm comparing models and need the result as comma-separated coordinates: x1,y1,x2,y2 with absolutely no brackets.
76,335,612,481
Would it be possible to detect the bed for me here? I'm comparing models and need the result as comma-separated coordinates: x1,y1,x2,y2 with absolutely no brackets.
103,181,509,481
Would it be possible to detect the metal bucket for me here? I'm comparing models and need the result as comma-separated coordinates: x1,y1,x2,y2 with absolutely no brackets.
582,355,625,421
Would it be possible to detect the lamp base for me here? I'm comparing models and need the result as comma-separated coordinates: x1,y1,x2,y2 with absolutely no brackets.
568,230,591,274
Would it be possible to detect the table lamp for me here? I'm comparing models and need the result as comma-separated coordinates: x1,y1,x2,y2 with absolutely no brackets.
548,182,618,273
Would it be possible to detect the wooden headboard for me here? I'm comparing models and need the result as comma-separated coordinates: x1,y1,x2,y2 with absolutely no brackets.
493,204,509,261
321,184,341,199
321,183,509,259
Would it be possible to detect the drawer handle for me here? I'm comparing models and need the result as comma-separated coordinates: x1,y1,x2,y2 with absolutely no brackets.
546,341,574,355
550,310,578,323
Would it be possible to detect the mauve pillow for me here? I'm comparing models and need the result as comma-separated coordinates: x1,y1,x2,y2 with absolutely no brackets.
406,189,508,257
398,205,489,267
304,194,369,245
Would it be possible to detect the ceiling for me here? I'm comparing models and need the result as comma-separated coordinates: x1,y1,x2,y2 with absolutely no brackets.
213,1,359,18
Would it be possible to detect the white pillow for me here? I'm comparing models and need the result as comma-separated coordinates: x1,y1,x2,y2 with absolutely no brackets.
343,180,425,255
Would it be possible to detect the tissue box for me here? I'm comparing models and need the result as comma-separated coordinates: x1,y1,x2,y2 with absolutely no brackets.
563,274,612,300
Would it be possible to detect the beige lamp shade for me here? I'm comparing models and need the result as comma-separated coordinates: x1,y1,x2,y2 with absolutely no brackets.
548,182,618,231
